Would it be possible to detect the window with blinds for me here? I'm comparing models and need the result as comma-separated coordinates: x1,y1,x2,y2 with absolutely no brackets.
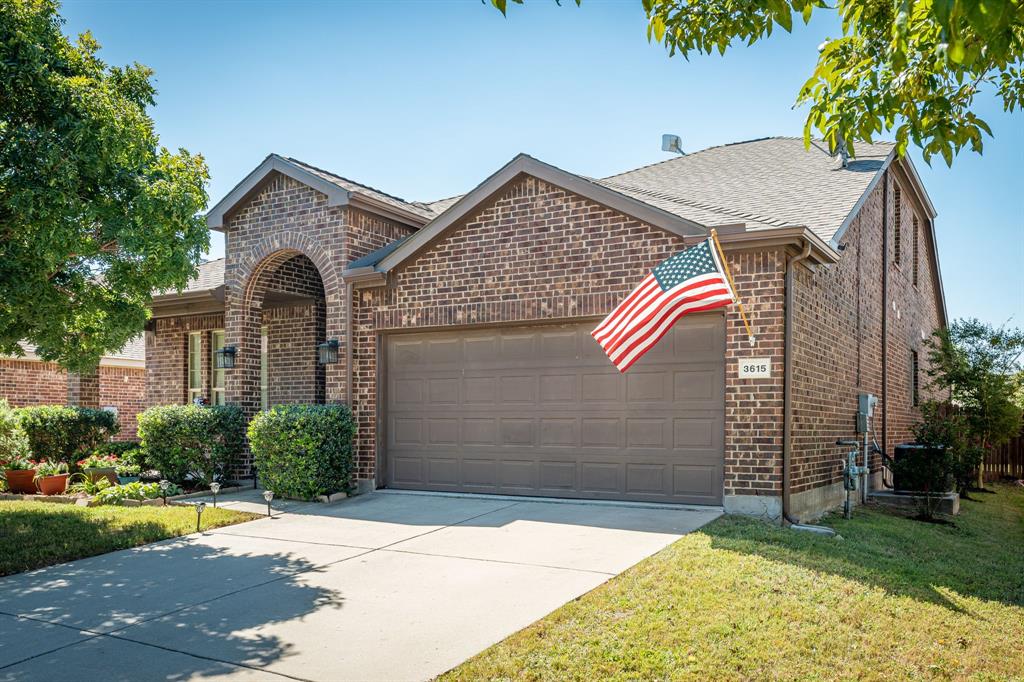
187,332,202,404
211,330,226,405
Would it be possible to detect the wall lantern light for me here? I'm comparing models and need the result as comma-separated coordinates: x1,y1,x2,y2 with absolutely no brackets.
318,339,340,365
214,346,237,369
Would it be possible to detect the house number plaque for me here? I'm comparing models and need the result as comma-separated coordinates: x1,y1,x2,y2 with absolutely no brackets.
738,358,771,379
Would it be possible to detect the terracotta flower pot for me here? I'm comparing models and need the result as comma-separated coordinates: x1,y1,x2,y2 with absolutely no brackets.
84,467,118,486
37,473,69,496
5,469,37,494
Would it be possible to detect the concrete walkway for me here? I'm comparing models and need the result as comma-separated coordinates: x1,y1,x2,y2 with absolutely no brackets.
0,490,721,682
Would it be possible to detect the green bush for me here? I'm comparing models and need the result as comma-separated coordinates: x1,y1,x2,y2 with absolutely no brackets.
249,404,354,500
0,399,30,465
136,405,244,486
18,405,119,467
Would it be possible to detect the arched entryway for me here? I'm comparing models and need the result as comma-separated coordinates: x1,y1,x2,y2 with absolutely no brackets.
225,244,343,417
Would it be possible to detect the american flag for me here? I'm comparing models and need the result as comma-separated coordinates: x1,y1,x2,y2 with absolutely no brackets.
592,238,735,373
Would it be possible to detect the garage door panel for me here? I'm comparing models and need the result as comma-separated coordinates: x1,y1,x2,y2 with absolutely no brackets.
580,462,621,494
385,316,724,504
539,374,576,403
539,461,576,490
581,373,623,402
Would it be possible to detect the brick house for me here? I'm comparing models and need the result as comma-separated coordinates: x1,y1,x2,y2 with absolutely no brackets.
1,338,146,440
147,137,946,521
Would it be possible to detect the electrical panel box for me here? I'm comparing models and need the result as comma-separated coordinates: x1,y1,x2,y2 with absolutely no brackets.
856,393,877,433
858,393,877,417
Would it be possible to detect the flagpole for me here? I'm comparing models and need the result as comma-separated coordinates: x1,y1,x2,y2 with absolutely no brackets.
710,228,756,346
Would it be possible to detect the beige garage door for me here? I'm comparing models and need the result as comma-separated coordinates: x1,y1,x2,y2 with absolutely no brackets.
383,314,725,504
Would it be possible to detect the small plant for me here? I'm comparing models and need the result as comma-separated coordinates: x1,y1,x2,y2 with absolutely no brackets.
67,474,112,496
116,462,142,477
34,461,68,478
93,481,182,506
77,453,121,470
92,441,146,471
2,456,35,471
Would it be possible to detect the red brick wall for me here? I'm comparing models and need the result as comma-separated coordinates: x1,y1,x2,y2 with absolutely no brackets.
0,359,144,440
0,359,68,406
791,169,943,494
99,366,146,439
885,168,944,452
351,176,786,491
264,303,324,406
724,249,786,498
145,313,225,406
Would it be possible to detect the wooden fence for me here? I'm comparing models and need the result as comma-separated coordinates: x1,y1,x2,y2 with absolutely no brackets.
985,433,1024,481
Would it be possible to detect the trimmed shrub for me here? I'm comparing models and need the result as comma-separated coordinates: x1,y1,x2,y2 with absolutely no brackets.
137,405,244,485
0,399,30,465
249,404,354,500
18,405,119,467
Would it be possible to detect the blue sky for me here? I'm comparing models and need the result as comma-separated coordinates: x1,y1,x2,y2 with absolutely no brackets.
62,0,1023,327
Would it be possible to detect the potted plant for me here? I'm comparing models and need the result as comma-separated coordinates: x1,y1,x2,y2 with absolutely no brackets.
35,460,70,495
116,461,142,484
77,453,120,485
3,457,37,494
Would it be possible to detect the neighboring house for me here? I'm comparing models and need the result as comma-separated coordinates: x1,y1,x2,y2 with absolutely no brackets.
0,339,146,440
147,137,945,521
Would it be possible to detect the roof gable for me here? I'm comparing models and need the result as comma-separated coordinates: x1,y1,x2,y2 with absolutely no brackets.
358,154,710,276
206,154,431,230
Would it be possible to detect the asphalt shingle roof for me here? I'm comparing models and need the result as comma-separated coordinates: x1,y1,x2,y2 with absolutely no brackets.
600,137,894,242
286,158,437,221
177,137,898,280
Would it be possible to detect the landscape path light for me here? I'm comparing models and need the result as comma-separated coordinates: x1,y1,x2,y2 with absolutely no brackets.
263,490,275,518
209,481,221,507
195,501,206,533
159,479,170,506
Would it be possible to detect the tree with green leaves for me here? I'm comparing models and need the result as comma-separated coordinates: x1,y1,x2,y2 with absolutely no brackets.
925,318,1024,489
0,0,209,373
491,0,1024,166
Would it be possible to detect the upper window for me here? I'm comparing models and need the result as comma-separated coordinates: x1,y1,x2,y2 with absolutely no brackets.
912,216,920,287
187,332,203,404
911,350,920,407
211,330,226,406
893,184,902,265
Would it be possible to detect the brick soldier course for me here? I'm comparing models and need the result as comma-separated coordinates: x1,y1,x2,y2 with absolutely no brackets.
147,138,946,520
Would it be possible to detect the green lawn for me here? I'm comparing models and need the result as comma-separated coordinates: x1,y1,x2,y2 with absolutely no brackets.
0,500,258,577
443,484,1024,681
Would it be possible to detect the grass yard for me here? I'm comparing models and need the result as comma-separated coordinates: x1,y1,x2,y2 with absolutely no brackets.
443,484,1024,681
0,500,258,577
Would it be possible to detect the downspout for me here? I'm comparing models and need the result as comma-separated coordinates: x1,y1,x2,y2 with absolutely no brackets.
881,172,890,464
345,282,354,405
783,239,828,532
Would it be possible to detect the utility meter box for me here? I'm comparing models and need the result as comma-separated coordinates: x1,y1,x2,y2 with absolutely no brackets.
856,393,877,433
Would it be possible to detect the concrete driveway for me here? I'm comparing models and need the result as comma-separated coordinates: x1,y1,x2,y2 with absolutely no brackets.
0,490,720,682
